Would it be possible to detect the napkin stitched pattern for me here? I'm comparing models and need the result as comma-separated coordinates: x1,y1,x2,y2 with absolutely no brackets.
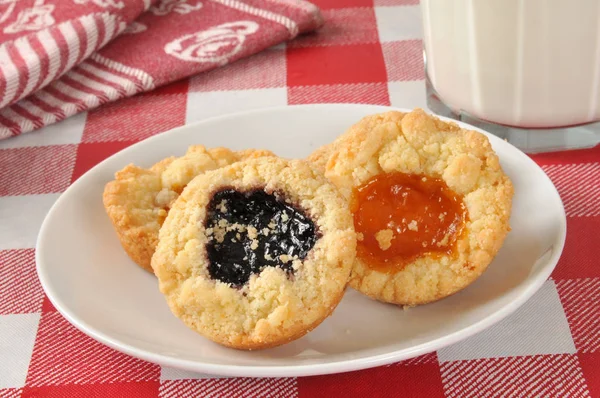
0,0,323,139
0,0,152,111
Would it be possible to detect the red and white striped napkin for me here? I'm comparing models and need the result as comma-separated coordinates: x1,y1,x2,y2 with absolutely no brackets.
0,0,323,139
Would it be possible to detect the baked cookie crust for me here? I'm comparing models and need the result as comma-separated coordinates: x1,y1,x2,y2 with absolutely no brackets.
315,108,513,306
151,157,356,349
102,146,273,272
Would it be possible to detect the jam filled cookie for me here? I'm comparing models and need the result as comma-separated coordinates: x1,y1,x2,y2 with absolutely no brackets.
306,143,333,172
151,157,356,349
103,146,273,272
318,108,513,306
306,112,407,173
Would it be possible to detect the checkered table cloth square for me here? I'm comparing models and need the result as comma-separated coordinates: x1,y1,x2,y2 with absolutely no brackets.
1,0,599,397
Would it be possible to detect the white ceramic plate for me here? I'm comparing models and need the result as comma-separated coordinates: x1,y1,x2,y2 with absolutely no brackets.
36,104,566,377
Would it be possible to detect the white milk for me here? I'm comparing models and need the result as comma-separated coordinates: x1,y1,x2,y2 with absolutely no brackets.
422,0,600,128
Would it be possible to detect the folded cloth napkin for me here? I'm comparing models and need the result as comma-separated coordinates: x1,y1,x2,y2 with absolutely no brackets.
0,0,323,139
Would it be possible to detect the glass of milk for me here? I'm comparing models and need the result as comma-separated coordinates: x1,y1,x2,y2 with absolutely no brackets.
421,0,600,152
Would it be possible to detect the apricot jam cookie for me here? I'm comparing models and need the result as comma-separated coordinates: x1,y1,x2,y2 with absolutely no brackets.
306,111,407,173
103,146,273,272
151,157,356,350
321,108,513,306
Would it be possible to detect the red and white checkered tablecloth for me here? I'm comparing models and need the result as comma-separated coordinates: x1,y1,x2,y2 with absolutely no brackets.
1,0,599,397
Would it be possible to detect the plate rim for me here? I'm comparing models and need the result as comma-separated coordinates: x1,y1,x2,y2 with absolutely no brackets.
35,103,567,377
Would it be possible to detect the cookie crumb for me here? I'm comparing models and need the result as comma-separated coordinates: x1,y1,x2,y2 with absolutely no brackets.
437,233,450,246
375,229,394,251
281,212,289,222
357,232,364,241
407,220,418,231
213,225,226,243
232,223,246,233
218,199,228,213
247,226,258,239
291,259,302,271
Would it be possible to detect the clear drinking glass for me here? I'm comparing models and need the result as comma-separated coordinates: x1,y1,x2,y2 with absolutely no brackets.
421,0,600,153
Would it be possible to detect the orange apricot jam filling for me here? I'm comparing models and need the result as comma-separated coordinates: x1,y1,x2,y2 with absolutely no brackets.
351,172,468,273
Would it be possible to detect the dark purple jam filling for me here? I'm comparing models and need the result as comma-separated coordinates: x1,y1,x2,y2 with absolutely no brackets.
205,189,319,286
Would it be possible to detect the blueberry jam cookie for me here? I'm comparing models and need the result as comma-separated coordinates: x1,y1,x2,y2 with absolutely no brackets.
103,146,273,272
314,108,513,306
151,157,356,350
